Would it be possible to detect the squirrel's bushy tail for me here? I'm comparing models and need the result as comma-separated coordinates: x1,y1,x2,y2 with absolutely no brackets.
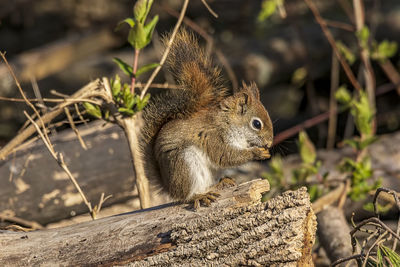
141,29,228,144
164,29,228,108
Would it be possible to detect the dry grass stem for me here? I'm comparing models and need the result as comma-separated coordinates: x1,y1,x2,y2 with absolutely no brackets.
200,0,218,18
64,107,87,150
24,111,99,219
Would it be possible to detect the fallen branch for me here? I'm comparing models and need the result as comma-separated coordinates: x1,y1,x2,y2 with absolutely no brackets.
0,180,317,266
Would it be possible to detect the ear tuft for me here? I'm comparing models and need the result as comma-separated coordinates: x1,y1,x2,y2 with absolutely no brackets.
241,81,260,100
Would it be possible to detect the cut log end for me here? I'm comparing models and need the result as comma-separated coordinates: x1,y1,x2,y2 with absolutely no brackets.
128,184,316,267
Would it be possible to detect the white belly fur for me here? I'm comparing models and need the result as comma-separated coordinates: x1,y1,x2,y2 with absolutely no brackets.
183,145,214,198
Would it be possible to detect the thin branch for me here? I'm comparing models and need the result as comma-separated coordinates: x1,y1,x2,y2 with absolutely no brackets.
140,0,189,99
0,79,100,160
303,0,362,91
327,51,339,149
373,188,400,250
0,214,44,230
350,217,400,242
0,52,52,147
23,111,97,220
200,0,218,18
324,19,355,32
64,107,87,150
131,48,140,94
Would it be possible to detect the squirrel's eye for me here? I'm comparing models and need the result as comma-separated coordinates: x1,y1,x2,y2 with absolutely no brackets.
250,117,263,131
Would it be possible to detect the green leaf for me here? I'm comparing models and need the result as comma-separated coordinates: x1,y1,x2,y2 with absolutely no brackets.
308,184,322,202
111,74,122,98
298,131,316,164
359,136,379,150
258,0,277,22
335,85,352,105
373,40,398,61
343,139,360,150
118,107,134,116
136,62,159,77
142,15,158,47
128,14,158,50
352,91,374,137
83,102,102,119
291,67,307,85
336,41,356,65
128,23,146,49
380,245,400,266
113,57,133,77
136,93,150,111
134,0,154,24
115,17,135,31
357,26,370,49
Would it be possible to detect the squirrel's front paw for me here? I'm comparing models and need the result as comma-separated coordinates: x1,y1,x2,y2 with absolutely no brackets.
252,147,271,160
190,192,220,210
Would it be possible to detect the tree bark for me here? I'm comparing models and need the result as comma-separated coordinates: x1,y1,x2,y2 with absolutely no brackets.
0,180,317,266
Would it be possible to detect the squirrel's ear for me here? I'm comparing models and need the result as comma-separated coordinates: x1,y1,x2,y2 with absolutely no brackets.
219,92,249,114
237,92,249,114
240,81,260,100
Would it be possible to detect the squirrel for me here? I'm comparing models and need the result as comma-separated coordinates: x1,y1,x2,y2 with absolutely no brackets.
140,29,273,206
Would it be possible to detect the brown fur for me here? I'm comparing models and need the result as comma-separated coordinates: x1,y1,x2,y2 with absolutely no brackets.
140,29,273,201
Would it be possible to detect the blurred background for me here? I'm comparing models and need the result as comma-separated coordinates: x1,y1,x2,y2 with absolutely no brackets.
1,0,399,153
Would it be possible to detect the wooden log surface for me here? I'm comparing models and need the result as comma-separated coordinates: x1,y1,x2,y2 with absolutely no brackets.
0,122,142,225
0,179,317,266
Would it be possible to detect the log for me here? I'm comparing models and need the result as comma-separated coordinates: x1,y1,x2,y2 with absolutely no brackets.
0,29,120,90
0,180,317,266
317,206,352,265
0,122,144,225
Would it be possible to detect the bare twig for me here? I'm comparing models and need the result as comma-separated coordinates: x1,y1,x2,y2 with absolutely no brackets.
379,60,400,96
23,111,100,219
324,19,355,32
303,0,362,92
0,95,101,104
30,75,47,111
350,217,400,242
373,188,400,250
0,79,101,160
0,52,51,147
0,214,43,230
140,0,189,99
200,0,218,18
64,107,87,150
327,51,339,149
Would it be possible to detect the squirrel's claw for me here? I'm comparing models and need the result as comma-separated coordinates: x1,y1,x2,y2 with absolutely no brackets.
191,191,220,210
215,177,236,190
253,147,271,160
